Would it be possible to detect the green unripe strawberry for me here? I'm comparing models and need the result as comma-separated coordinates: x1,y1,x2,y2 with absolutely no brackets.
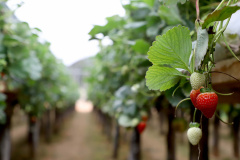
187,127,202,145
190,72,205,90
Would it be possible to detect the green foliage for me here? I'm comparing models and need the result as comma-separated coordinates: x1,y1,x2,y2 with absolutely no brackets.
148,26,192,72
146,66,183,91
143,0,155,7
165,84,191,108
89,15,126,39
159,5,183,25
202,6,240,28
159,0,188,6
86,0,164,127
146,26,192,91
0,2,79,119
132,39,150,54
87,0,227,127
194,27,209,69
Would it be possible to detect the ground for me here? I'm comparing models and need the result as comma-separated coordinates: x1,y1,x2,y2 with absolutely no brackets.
10,107,238,160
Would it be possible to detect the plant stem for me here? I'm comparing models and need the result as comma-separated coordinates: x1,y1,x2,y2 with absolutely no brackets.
210,71,240,83
215,113,233,125
226,0,233,6
206,64,209,88
196,0,200,20
214,17,231,43
222,33,240,61
192,48,196,73
193,108,197,122
213,89,234,96
212,0,233,43
175,98,191,117
214,0,227,11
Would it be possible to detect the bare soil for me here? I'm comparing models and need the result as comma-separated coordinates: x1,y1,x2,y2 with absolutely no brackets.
10,110,238,160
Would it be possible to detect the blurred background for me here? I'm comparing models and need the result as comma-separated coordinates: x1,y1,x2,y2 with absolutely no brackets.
0,0,240,160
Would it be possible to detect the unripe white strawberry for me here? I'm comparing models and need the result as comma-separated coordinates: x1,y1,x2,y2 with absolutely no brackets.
187,127,202,145
190,72,205,90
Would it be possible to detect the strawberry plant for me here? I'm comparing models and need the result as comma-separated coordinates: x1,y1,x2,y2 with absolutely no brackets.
0,2,79,159
145,0,240,157
86,0,240,159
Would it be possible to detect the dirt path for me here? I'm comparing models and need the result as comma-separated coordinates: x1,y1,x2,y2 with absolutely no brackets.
39,113,93,160
11,109,238,160
11,112,131,160
38,112,117,160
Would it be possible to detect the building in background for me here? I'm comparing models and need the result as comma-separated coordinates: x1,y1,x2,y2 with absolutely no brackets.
68,57,93,99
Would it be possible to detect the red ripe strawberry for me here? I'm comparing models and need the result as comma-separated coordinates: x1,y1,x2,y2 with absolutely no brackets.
190,87,203,109
137,121,146,134
196,92,218,118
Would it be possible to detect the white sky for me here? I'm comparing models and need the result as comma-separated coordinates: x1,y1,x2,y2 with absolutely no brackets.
7,0,125,66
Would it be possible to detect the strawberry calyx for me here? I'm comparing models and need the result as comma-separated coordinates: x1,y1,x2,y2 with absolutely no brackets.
198,70,204,74
200,88,212,93
189,122,200,128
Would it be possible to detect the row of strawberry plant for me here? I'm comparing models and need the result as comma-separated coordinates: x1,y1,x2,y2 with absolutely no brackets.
86,0,240,160
0,2,79,159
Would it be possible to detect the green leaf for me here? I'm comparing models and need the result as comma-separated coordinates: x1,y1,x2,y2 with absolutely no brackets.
124,21,147,29
22,54,42,80
132,39,150,54
123,100,137,116
202,6,240,29
33,27,42,32
143,0,155,7
3,35,23,47
159,5,183,25
147,24,161,38
181,82,192,97
146,66,184,91
165,85,191,107
148,25,192,72
194,27,209,69
162,26,175,34
131,8,150,20
159,0,188,6
89,15,125,38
